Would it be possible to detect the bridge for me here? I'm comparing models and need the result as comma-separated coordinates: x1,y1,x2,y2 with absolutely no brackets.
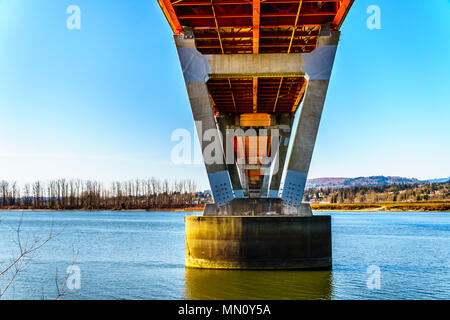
159,0,353,269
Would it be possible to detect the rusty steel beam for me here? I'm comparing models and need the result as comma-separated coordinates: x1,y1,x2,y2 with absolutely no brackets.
211,0,224,53
253,77,258,113
287,1,303,53
263,12,336,17
272,78,283,112
209,72,305,78
332,0,354,30
211,0,238,112
195,31,319,39
193,24,322,29
252,0,261,54
178,12,336,19
252,0,261,114
274,0,302,113
291,78,307,114
158,0,183,34
174,0,251,5
262,43,315,48
196,43,315,49
173,0,338,5
209,93,220,114
228,79,237,110
179,14,250,19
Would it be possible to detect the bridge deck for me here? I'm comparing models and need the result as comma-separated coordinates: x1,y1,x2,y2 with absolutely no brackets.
159,0,353,54
207,75,306,114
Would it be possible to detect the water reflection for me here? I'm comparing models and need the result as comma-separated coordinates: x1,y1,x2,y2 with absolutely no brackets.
184,268,333,300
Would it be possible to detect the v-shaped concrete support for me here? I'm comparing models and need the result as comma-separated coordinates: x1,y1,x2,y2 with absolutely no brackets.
282,31,341,205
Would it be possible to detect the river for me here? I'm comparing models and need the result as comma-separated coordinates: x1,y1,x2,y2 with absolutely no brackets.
0,211,448,299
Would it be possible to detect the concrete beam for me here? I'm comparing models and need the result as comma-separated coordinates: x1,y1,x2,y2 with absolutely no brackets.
282,31,341,205
208,53,303,75
175,31,340,82
175,34,234,204
207,32,339,78
268,114,293,198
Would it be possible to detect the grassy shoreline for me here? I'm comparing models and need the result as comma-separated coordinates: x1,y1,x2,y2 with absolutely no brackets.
0,206,206,212
0,202,449,212
310,201,450,212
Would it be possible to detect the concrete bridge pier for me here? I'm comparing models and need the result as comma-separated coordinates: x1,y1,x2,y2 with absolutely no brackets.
185,215,331,269
174,28,340,270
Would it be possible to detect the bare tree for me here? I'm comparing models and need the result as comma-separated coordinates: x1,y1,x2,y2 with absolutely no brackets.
0,178,205,211
0,214,59,298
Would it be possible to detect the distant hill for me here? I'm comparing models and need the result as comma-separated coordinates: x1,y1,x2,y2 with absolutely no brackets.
305,176,448,189
424,177,450,183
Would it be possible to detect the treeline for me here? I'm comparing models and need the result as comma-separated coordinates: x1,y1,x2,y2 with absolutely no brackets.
304,182,450,204
0,179,208,210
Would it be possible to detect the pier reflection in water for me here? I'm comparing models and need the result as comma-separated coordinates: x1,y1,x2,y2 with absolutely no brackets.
184,268,333,300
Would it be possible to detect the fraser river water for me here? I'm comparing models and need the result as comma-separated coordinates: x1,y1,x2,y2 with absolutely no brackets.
0,211,448,300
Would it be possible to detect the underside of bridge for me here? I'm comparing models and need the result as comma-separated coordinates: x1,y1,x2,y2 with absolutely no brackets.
159,0,353,269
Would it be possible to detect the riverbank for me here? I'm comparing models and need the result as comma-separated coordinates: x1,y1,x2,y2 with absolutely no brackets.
310,201,450,212
1,202,449,212
0,206,206,212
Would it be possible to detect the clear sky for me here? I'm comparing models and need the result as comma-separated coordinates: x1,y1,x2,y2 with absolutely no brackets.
0,0,449,190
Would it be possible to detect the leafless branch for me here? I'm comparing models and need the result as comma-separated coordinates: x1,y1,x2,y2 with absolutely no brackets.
0,214,62,298
55,246,79,300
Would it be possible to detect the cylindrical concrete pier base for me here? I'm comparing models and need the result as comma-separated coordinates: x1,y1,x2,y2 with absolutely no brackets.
185,216,331,269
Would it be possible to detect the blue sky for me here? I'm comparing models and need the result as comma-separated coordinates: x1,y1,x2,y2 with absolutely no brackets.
0,0,449,189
